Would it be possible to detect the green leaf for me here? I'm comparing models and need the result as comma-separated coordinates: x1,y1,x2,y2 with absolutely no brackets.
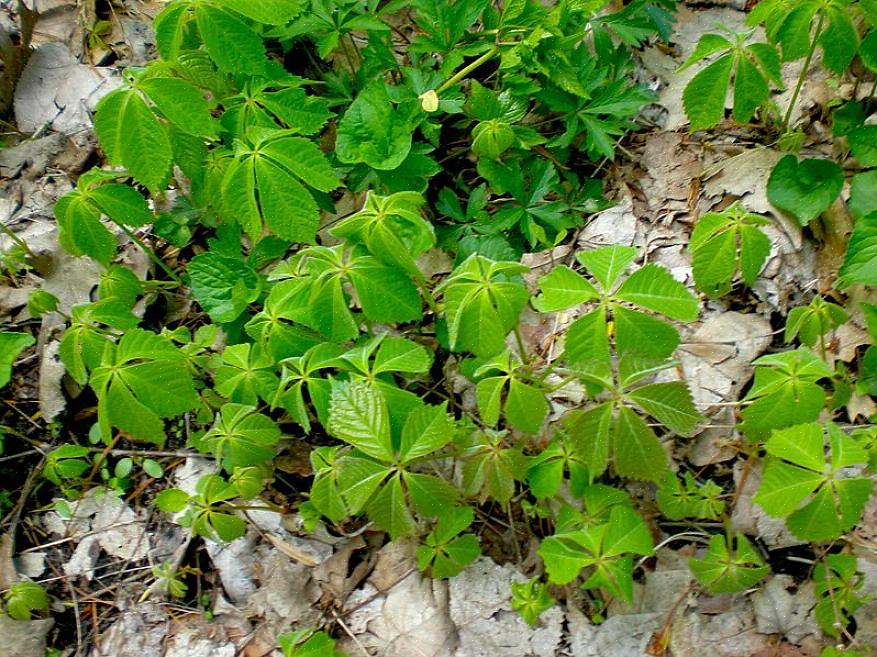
54,193,116,265
328,381,393,462
511,578,555,626
0,332,34,389
95,90,172,192
4,582,49,621
732,52,769,123
753,460,824,518
222,0,301,24
612,405,667,481
683,53,733,131
504,378,548,435
156,488,190,513
839,212,877,287
213,343,277,406
330,191,433,279
625,381,703,435
849,169,877,222
612,306,681,361
366,473,417,538
441,256,529,358
89,184,153,227
138,77,218,139
254,156,321,243
564,306,611,371
614,264,699,322
477,376,506,427
767,155,843,225
576,245,637,290
679,33,733,70
564,402,614,480
820,7,858,74
260,135,340,193
532,265,600,312
691,224,736,296
849,126,877,167
188,251,262,323
538,533,589,585
602,504,653,557
372,336,432,375
399,402,452,463
764,423,825,472
196,4,266,74
89,328,199,444
689,533,769,593
200,404,281,472
336,82,417,170
153,1,192,60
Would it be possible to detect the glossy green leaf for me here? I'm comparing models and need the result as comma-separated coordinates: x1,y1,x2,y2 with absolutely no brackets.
767,155,844,225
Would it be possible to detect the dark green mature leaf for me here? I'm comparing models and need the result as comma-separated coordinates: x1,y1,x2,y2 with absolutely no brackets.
200,403,282,472
89,328,199,444
222,0,302,24
626,381,703,435
767,155,843,225
336,81,419,170
188,251,262,323
613,405,667,481
0,332,34,389
839,212,877,287
441,256,529,358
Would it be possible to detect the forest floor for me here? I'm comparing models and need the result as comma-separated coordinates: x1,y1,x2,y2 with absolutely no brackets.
2,1,877,656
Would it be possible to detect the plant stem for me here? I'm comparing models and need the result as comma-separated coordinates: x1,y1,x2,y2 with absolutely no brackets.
0,221,35,258
115,223,183,285
436,44,501,94
782,13,825,133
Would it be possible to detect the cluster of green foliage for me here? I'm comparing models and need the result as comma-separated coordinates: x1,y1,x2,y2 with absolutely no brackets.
1,0,876,653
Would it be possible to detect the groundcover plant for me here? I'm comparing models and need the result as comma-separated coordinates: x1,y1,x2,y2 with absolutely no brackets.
1,0,877,655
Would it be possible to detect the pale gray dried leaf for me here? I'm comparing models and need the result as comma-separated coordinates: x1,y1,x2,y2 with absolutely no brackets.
751,575,819,644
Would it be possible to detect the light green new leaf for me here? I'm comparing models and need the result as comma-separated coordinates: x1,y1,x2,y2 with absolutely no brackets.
683,54,733,132
54,192,116,265
689,533,769,593
753,461,824,517
0,332,35,389
576,245,637,290
767,155,844,225
372,336,432,375
399,402,453,463
200,404,282,472
614,264,699,322
196,4,266,74
328,381,394,462
221,0,301,24
89,184,153,227
138,77,218,139
94,89,172,192
532,265,600,312
538,532,590,585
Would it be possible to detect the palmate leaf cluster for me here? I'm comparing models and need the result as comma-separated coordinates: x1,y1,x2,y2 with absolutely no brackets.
22,0,877,639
